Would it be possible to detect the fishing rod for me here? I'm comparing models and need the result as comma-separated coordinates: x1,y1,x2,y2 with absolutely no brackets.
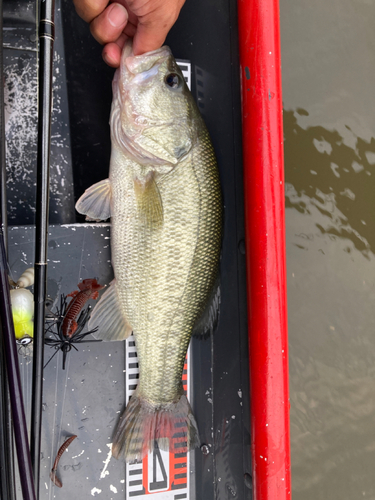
30,0,56,494
0,0,16,497
0,362,11,500
0,230,36,500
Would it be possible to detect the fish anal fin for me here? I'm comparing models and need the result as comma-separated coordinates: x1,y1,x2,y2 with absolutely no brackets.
192,274,221,338
133,172,163,227
75,179,112,221
88,280,132,341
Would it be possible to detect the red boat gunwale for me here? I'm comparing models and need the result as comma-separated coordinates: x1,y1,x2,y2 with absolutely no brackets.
237,0,291,498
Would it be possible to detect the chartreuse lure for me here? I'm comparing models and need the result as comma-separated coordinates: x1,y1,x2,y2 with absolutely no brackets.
10,268,34,346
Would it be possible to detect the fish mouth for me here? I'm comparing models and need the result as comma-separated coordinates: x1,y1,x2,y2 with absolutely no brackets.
111,42,193,167
115,41,171,82
123,44,172,75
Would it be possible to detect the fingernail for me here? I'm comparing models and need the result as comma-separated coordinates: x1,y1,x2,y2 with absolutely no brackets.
102,49,119,68
102,52,112,65
108,3,128,28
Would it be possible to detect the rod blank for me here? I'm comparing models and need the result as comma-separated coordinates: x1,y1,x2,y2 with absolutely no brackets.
0,0,16,496
30,0,56,495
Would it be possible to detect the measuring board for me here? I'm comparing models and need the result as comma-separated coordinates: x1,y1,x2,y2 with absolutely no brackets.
124,61,192,500
125,337,191,500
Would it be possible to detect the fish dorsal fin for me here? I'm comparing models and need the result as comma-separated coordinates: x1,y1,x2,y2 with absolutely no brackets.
133,172,163,227
88,280,133,341
75,178,112,221
192,274,221,338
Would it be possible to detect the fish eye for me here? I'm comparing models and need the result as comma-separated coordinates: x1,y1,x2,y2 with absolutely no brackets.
165,73,182,89
17,337,32,346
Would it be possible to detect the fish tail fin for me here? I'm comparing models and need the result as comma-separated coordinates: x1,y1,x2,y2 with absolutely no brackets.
112,390,200,462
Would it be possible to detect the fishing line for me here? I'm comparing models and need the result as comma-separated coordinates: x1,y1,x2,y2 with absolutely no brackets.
48,352,60,500
57,354,71,444
43,347,59,369
48,351,70,499
77,224,87,280
56,354,71,491
20,350,33,458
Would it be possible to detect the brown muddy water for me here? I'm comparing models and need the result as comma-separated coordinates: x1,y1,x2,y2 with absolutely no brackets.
280,0,375,498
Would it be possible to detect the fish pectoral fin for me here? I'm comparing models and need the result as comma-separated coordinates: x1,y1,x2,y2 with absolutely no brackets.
133,172,163,227
75,178,112,221
88,280,133,341
192,273,221,338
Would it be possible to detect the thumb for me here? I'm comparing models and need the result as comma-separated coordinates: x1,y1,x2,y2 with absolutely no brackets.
132,20,170,56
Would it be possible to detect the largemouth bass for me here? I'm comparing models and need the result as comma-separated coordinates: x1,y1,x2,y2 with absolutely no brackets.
76,42,222,462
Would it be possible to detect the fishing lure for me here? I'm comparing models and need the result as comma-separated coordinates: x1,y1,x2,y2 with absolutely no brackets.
16,267,34,288
50,435,77,488
9,267,35,289
10,288,34,343
9,268,35,351
62,279,104,338
44,279,104,369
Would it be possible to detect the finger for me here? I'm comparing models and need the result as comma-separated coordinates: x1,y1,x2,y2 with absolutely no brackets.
90,3,129,45
132,0,184,56
132,18,172,56
73,0,109,23
102,32,128,67
102,42,123,67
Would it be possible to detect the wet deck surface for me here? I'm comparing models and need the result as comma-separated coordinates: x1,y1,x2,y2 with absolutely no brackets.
11,224,125,498
11,221,248,499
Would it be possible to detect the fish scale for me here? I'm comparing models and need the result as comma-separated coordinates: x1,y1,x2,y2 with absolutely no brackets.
76,42,222,461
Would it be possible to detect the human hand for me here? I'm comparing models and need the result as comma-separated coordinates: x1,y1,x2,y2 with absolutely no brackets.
73,0,186,67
